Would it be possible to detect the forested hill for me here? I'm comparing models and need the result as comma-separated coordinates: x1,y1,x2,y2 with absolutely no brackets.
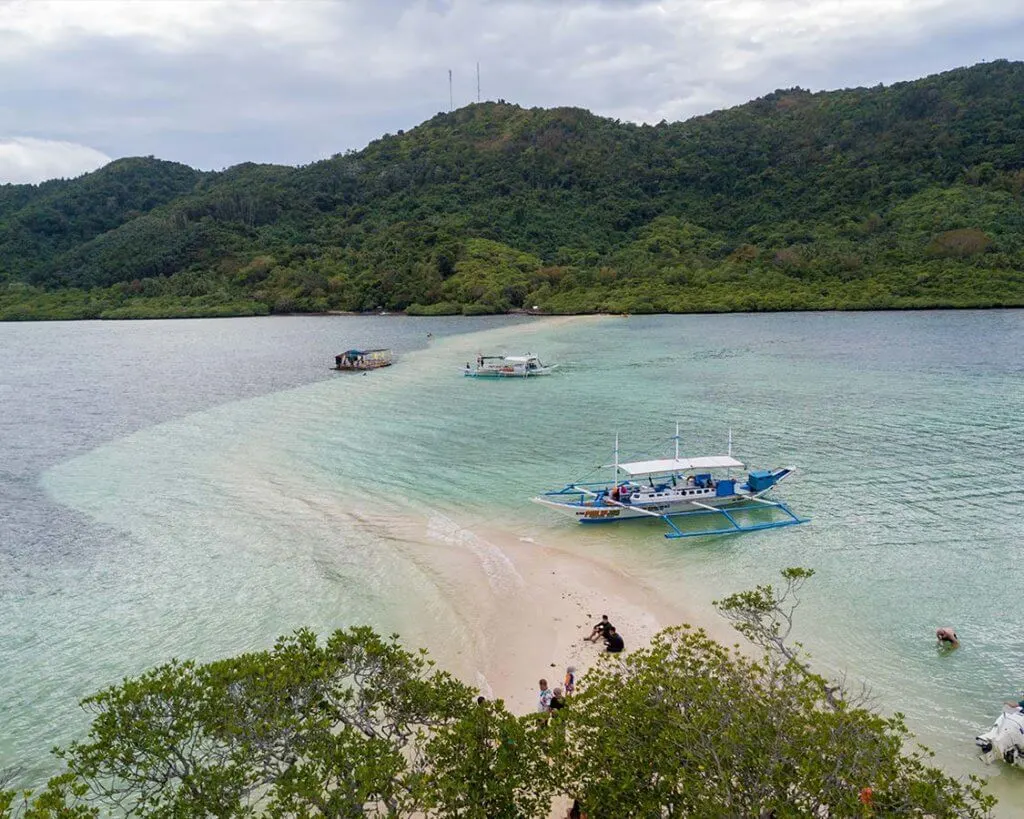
2,59,1023,320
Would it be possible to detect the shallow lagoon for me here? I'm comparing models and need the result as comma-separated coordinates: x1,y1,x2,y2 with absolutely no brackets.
3,310,1024,809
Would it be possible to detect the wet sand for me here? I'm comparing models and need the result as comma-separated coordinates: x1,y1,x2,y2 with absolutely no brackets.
385,509,739,715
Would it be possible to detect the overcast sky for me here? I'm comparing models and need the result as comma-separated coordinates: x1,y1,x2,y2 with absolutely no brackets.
0,0,1021,184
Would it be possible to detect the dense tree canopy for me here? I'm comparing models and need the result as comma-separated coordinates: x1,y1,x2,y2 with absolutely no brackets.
1,60,1023,319
0,572,995,817
553,627,990,817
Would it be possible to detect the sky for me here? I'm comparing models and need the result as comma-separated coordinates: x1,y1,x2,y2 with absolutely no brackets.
0,0,1021,185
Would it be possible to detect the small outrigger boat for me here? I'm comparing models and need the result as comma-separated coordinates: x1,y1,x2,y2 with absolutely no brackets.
533,427,808,539
977,706,1024,766
333,349,393,371
464,354,556,378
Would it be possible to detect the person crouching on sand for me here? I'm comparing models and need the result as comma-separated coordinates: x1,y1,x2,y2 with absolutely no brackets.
936,627,959,648
585,615,613,644
604,626,624,653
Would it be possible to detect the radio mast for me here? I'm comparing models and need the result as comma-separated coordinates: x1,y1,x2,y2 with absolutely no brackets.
476,62,480,102
448,69,453,112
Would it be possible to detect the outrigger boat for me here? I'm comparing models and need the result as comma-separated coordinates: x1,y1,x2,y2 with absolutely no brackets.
333,348,393,371
533,427,808,539
464,354,556,378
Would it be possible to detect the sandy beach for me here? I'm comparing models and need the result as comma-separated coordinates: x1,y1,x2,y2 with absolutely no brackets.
385,508,739,715
485,535,723,713
386,513,743,819
343,314,737,713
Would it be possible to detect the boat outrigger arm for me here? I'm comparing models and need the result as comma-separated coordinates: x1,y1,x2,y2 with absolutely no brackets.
552,482,807,538
661,496,807,539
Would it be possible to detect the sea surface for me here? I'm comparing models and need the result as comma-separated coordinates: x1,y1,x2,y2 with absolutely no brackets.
2,311,1024,809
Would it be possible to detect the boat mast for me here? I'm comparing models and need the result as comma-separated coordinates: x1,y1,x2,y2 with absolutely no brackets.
727,428,733,478
614,432,619,486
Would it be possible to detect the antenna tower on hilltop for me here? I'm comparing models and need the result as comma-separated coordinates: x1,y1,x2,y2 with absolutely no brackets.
476,62,480,102
448,69,453,112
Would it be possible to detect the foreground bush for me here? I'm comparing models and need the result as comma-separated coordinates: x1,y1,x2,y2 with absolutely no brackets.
1,575,994,817
552,624,991,817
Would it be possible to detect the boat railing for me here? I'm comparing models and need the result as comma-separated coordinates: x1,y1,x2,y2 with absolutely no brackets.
543,472,704,494
543,480,619,497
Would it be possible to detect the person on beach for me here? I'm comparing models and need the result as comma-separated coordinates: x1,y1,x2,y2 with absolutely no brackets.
538,679,553,713
936,627,959,648
564,665,576,696
605,627,624,653
549,686,566,711
585,615,613,644
566,798,587,819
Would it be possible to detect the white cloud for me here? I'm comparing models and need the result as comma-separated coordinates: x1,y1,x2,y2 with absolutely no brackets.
0,0,1020,175
0,0,335,52
0,137,110,184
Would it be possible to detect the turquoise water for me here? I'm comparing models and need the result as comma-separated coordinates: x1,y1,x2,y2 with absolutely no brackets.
4,311,1024,809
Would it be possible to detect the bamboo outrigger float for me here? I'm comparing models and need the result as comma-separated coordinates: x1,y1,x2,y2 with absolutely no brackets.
533,426,808,539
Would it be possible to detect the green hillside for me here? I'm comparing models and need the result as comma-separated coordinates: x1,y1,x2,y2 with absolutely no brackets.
2,60,1023,320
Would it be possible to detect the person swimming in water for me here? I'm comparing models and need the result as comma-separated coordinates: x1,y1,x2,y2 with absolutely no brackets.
936,627,959,648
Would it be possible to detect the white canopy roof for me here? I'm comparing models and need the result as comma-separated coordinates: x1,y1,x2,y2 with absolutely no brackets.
614,455,745,476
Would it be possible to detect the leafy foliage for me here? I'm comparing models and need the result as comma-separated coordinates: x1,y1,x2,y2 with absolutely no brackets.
0,628,554,818
420,700,552,819
3,61,1024,318
553,624,992,818
60,627,518,817
0,158,202,284
1,583,996,817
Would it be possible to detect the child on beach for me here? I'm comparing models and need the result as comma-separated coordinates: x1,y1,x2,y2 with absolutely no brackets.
538,679,553,713
564,665,576,696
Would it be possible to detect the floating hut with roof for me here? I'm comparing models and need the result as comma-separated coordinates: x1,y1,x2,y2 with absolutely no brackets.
333,349,393,371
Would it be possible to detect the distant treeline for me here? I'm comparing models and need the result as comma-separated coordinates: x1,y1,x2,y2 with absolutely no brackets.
2,59,1023,320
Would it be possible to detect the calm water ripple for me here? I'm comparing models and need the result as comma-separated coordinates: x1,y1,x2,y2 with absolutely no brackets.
3,310,1024,810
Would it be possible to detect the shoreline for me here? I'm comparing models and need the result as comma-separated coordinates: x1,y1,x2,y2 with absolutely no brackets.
400,511,739,715
5,305,1024,324
30,312,1020,814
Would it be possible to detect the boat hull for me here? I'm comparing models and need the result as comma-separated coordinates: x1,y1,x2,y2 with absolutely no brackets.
464,368,555,378
534,467,797,524
533,432,805,538
334,348,393,370
977,709,1024,766
535,491,763,522
464,354,555,378
335,361,392,371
